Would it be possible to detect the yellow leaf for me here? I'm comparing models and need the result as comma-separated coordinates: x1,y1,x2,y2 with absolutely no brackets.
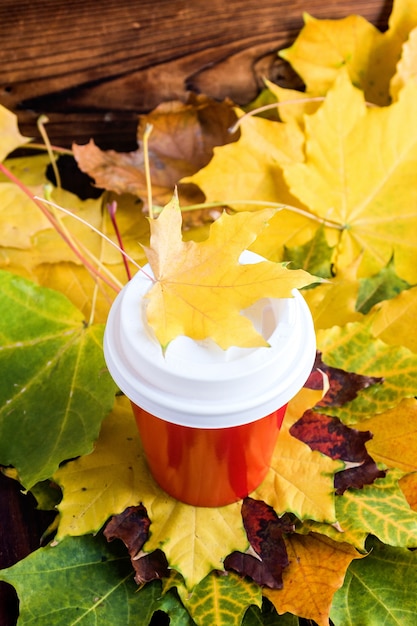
54,396,248,589
284,73,417,282
399,472,417,510
280,13,382,100
264,533,361,626
0,105,31,161
279,0,417,105
185,108,305,211
356,398,417,472
303,258,364,330
370,285,417,353
144,195,317,349
253,417,341,524
390,25,417,98
0,183,50,249
264,80,322,128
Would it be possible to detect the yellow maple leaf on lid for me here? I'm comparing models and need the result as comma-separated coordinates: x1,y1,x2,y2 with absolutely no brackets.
143,194,318,350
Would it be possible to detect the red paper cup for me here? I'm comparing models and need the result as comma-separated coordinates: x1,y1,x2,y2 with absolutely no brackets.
104,251,316,507
131,404,287,507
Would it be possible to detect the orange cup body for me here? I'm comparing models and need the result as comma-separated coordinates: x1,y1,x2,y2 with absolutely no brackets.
131,403,287,507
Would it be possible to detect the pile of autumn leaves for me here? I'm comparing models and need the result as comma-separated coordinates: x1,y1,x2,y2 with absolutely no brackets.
1,0,417,624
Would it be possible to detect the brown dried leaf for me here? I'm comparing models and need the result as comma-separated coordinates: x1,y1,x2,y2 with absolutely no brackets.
224,498,294,589
104,504,169,585
73,94,238,208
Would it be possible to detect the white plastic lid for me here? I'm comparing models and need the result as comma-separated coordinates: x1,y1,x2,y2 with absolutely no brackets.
103,251,316,428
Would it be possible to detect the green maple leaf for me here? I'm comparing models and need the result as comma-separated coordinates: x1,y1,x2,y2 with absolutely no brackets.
356,257,412,314
0,271,116,488
331,536,417,626
0,534,190,625
283,226,334,279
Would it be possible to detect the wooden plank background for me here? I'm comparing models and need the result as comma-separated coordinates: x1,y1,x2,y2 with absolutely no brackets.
0,0,392,149
0,1,392,624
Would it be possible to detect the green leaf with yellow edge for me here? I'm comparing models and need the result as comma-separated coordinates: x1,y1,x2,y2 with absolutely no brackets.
284,73,417,283
370,284,417,353
356,257,411,314
0,105,31,161
279,13,382,100
356,398,417,473
0,533,172,626
0,271,116,489
297,516,368,551
178,571,261,626
336,468,417,549
317,321,417,424
54,396,248,590
331,536,417,626
144,195,318,349
264,533,361,626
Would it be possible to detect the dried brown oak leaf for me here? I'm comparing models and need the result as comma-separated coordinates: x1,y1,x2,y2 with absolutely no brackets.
73,93,238,214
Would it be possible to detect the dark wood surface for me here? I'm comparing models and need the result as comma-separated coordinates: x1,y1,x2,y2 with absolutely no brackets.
0,1,391,624
0,0,392,149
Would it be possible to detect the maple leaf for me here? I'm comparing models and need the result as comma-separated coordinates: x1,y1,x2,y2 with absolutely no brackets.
104,505,169,585
284,72,417,283
312,351,383,408
73,94,237,208
317,321,417,424
335,468,417,549
356,397,417,473
264,533,361,626
0,105,31,161
279,13,383,99
370,284,417,353
290,410,386,494
224,498,294,589
331,537,417,626
391,24,417,99
356,256,411,315
144,195,318,349
279,0,417,105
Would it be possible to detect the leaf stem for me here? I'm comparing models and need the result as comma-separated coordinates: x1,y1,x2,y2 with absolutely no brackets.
35,196,155,282
22,142,73,155
143,123,154,219
107,200,132,280
37,115,62,188
154,200,343,230
0,161,121,292
229,95,378,133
